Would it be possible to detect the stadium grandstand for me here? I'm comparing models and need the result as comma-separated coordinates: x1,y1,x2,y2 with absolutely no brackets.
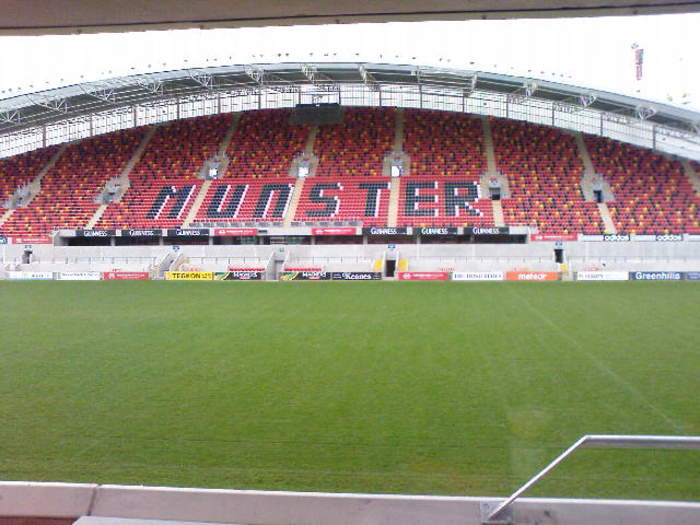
0,3,699,525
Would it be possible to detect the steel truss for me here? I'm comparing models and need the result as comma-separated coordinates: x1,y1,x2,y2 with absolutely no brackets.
0,63,698,161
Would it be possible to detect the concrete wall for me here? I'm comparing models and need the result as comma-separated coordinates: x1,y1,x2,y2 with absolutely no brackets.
1,482,699,525
2,242,700,274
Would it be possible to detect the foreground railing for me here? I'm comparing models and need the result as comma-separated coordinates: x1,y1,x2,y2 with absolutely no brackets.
482,434,700,524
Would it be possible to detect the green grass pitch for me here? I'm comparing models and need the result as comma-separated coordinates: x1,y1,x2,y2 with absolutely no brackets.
1,281,698,501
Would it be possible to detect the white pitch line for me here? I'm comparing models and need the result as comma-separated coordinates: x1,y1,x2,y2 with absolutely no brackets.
509,287,685,433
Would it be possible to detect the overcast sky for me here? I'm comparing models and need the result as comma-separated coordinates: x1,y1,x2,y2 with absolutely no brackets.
0,13,698,111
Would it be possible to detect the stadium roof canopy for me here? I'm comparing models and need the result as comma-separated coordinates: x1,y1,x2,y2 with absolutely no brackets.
3,0,700,35
1,62,698,161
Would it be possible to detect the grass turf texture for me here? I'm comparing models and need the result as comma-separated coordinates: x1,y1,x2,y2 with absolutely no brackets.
1,281,698,501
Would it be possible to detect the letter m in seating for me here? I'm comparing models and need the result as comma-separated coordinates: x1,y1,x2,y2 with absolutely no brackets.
147,185,196,220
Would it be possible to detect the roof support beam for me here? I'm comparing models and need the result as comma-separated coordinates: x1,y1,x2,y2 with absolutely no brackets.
26,94,68,114
134,75,164,95
187,70,214,90
359,64,380,92
0,110,21,124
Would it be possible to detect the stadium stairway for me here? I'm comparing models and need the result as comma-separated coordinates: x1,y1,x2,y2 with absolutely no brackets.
85,204,109,230
183,179,213,227
575,133,617,233
0,143,67,229
283,122,318,226
387,177,401,227
480,116,498,176
393,107,405,152
480,116,508,227
283,177,306,227
183,116,242,227
84,127,158,229
492,199,505,227
682,159,700,194
597,202,617,233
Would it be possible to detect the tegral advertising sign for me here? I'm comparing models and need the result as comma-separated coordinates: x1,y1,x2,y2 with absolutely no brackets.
685,272,700,281
279,271,330,281
166,229,209,237
505,271,559,281
629,271,683,281
397,272,450,281
330,272,382,280
452,271,504,281
214,271,263,280
530,233,578,242
363,227,411,236
212,228,258,236
7,271,53,280
576,271,629,281
57,271,102,280
102,271,149,280
165,271,213,280
10,235,52,244
311,227,358,236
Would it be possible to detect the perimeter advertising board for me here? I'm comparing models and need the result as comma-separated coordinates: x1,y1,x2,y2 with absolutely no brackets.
576,271,629,281
330,272,382,280
165,271,213,280
102,271,149,280
279,271,330,281
579,234,631,242
214,271,263,280
7,271,53,280
75,230,116,238
629,271,683,281
212,228,258,236
685,272,700,281
469,226,510,237
121,229,161,238
452,272,504,281
166,229,209,238
9,235,52,244
505,271,559,281
0,236,8,245
530,233,578,242
363,227,411,236
57,271,102,280
397,272,450,281
311,227,357,236
418,227,459,236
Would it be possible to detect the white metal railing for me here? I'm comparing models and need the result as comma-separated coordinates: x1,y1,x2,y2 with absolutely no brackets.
483,434,700,524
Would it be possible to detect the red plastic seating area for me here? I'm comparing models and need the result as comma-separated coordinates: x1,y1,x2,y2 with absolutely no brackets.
3,131,143,234
294,178,391,225
584,136,700,234
196,178,296,224
403,110,485,178
397,176,494,227
398,111,492,227
1,109,698,235
226,109,308,178
284,267,322,271
98,115,232,229
0,146,59,217
314,108,394,177
492,119,605,235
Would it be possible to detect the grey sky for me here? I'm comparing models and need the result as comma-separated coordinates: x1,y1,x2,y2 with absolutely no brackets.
0,13,697,110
